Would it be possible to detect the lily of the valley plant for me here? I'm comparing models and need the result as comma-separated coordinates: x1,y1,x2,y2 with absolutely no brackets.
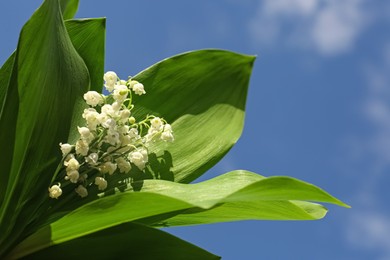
0,0,349,259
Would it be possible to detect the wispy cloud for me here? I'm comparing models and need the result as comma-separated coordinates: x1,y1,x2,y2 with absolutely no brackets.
362,43,390,169
347,211,390,260
342,42,390,258
248,0,370,55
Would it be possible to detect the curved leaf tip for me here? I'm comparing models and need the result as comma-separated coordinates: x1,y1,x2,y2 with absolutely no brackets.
133,49,256,183
60,0,80,20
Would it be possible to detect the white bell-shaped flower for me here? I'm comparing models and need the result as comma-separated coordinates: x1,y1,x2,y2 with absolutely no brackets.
59,143,72,156
116,157,132,173
95,177,108,190
104,71,118,92
75,185,88,198
48,184,62,199
133,82,146,95
83,91,104,107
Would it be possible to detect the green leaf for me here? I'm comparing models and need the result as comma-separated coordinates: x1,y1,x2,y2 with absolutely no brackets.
60,0,79,20
0,17,105,209
132,50,255,183
65,18,105,92
0,53,15,115
0,0,89,255
12,223,219,260
150,170,350,225
64,18,106,143
11,192,194,257
133,170,350,226
11,171,348,257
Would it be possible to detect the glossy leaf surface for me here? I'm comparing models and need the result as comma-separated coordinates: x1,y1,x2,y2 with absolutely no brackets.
132,50,255,183
11,171,348,257
16,223,219,260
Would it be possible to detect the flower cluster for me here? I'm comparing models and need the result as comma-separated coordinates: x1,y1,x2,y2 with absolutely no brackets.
49,71,174,199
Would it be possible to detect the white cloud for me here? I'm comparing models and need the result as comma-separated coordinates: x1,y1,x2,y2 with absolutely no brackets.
362,43,390,167
342,43,390,259
249,0,369,55
311,1,366,54
263,0,318,16
347,211,390,259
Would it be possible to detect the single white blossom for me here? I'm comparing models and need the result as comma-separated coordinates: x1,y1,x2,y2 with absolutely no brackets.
59,143,72,156
64,158,80,171
113,84,129,102
129,149,148,170
78,126,91,137
75,185,88,198
100,104,119,119
133,82,146,95
116,157,131,173
48,184,62,199
82,108,100,130
120,109,131,123
151,117,163,130
85,153,99,166
78,126,94,143
99,161,117,175
65,170,79,183
161,130,174,142
128,128,140,140
105,129,120,146
104,71,118,92
161,124,174,142
83,91,104,107
95,177,108,190
75,139,89,156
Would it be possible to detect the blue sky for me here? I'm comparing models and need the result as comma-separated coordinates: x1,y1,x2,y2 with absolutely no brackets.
1,0,390,259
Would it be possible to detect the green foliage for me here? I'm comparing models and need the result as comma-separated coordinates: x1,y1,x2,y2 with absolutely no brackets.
132,50,254,183
15,223,220,260
0,0,349,259
0,0,89,255
60,0,79,20
8,170,349,258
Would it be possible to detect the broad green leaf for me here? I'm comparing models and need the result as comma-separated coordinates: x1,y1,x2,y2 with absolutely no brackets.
11,192,194,257
0,0,89,256
0,53,15,116
11,171,348,256
21,17,107,230
132,170,350,226
11,223,219,260
0,18,105,208
132,50,255,183
65,18,105,92
156,200,329,227
60,0,79,20
64,18,106,143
